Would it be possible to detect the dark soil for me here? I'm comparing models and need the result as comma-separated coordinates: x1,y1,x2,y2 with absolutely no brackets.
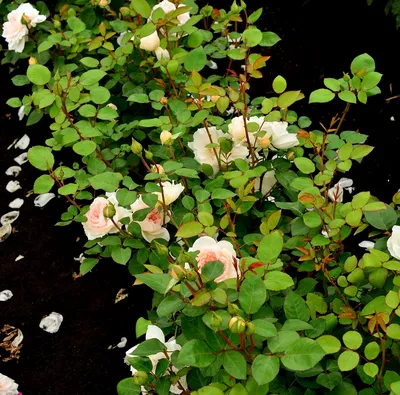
0,0,399,394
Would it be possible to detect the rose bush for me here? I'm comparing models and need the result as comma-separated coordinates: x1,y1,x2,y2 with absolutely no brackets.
1,1,400,395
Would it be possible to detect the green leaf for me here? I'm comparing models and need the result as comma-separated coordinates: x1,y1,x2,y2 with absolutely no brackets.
6,97,22,108
273,75,287,94
33,174,55,193
198,211,214,226
239,275,266,314
361,72,382,90
80,57,100,68
27,64,51,85
338,350,359,371
258,230,283,265
211,188,236,199
130,338,166,356
116,378,141,395
252,319,277,338
352,191,370,209
351,53,375,75
80,258,99,275
338,91,357,104
135,317,151,338
316,372,342,391
264,271,294,291
364,342,380,360
303,211,321,228
157,295,186,317
132,0,151,18
184,46,207,72
73,140,97,156
284,291,310,321
89,173,121,192
28,146,55,171
324,78,341,91
248,8,263,24
90,86,111,104
387,324,400,340
268,331,299,353
343,331,363,350
259,31,281,47
176,221,204,238
58,183,78,195
309,89,335,104
117,189,137,206
80,70,107,86
97,107,118,120
192,386,224,395
202,260,224,280
128,93,149,103
363,362,379,377
364,204,397,230
278,90,301,108
281,338,326,371
243,27,263,47
112,246,132,265
252,355,280,385
177,339,216,367
294,157,316,174
135,273,175,294
351,145,374,159
127,356,153,373
223,351,247,380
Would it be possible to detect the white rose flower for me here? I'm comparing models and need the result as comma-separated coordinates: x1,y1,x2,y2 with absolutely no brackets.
150,1,190,27
188,127,248,175
228,116,248,145
264,121,299,150
388,225,400,260
140,31,160,51
154,46,170,60
188,236,238,283
0,373,19,395
155,181,185,205
82,192,130,240
176,4,191,25
328,183,343,203
126,325,187,394
130,196,170,242
254,170,277,196
2,3,46,53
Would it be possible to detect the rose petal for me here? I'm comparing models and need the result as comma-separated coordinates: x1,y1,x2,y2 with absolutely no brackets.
1,211,20,225
358,241,375,250
9,198,24,209
15,134,30,150
34,193,55,207
15,255,24,261
6,180,21,193
0,223,12,242
145,325,165,343
39,312,63,333
5,166,22,177
0,290,13,301
11,329,24,348
117,337,128,348
14,152,28,165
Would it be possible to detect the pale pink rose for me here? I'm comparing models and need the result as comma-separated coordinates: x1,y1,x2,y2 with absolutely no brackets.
155,181,184,205
189,236,238,282
0,373,19,395
130,196,170,242
82,193,129,240
2,3,46,53
140,31,160,51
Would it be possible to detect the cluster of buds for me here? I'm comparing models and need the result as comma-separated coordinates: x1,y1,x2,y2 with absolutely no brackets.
228,316,255,335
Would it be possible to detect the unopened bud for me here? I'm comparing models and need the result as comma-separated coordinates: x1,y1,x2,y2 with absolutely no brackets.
151,164,165,174
107,103,118,111
393,191,400,205
200,5,213,16
160,130,172,145
246,321,255,335
258,136,270,149
145,149,153,161
210,312,223,328
120,7,131,17
53,19,61,29
287,151,295,160
170,264,186,281
132,371,148,385
343,73,350,82
229,316,246,334
230,0,240,13
99,0,108,6
186,269,198,282
103,203,116,218
160,97,168,105
210,95,220,103
131,138,143,155
21,14,31,25
153,240,169,256
28,57,37,65
227,302,239,315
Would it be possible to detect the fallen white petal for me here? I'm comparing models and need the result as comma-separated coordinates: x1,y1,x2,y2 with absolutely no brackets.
346,186,356,194
11,329,24,348
208,60,218,70
34,193,55,207
117,337,128,348
338,177,353,188
39,312,63,333
9,198,24,209
14,152,28,165
73,253,85,263
15,134,30,150
15,255,24,261
390,116,395,121
0,290,13,301
18,105,25,121
1,211,20,225
0,223,12,242
7,139,17,150
6,181,21,193
5,166,22,177
359,240,375,250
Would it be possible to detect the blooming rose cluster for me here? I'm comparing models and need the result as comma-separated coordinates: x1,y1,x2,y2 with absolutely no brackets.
2,3,46,53
82,182,184,242
0,373,20,395
118,0,190,60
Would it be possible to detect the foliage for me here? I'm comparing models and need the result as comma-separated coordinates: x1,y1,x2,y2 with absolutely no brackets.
1,0,400,394
367,0,400,28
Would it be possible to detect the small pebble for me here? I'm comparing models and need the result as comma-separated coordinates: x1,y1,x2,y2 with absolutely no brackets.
5,166,22,177
14,152,28,165
15,134,30,150
34,193,55,207
0,290,13,302
9,198,24,209
39,312,63,333
6,181,21,193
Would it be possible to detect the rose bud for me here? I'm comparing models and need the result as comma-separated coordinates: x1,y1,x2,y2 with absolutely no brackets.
139,31,160,52
131,138,143,155
103,203,116,219
229,316,246,334
258,136,270,149
160,130,172,145
170,264,186,281
246,321,256,335
132,371,148,385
